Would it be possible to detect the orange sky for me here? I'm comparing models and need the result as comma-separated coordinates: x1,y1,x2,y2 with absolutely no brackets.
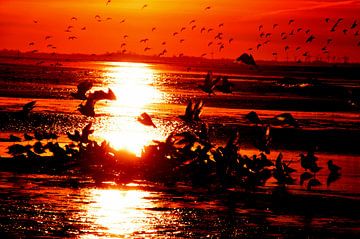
1,0,359,62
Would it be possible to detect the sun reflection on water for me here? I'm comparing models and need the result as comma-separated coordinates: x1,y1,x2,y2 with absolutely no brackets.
83,188,153,238
93,62,167,156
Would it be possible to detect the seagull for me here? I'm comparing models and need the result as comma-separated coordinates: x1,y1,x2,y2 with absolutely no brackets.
180,27,186,32
204,6,211,10
274,113,298,127
325,18,330,23
198,71,221,95
216,76,233,93
137,112,156,127
9,135,21,142
18,101,36,118
258,25,263,31
45,36,52,40
71,81,93,100
179,99,204,122
120,19,126,23
81,27,86,30
236,53,257,66
24,133,34,141
273,24,279,29
351,20,358,29
189,19,196,24
151,27,156,31
305,35,315,43
200,27,206,33
327,160,341,174
106,0,111,6
307,178,321,190
78,88,116,117
254,125,271,154
144,47,151,51
29,42,35,46
288,19,295,25
142,4,148,9
71,17,77,21
245,111,262,125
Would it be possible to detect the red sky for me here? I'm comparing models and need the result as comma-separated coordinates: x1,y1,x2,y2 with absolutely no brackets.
1,0,359,62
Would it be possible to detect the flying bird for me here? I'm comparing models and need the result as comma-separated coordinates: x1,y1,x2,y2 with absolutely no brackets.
179,99,204,122
78,88,116,117
305,35,315,43
351,20,358,29
288,19,295,25
71,81,93,100
198,71,221,95
137,112,156,127
142,4,148,9
236,53,256,66
204,6,211,10
273,24,279,29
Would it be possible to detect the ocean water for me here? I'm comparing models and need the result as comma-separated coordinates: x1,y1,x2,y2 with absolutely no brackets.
0,58,359,238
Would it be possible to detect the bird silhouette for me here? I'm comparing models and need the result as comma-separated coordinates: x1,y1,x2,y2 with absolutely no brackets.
78,88,116,117
306,35,315,43
245,111,262,125
198,71,221,95
216,76,233,93
71,81,93,100
327,160,341,174
236,53,257,66
274,113,298,127
179,99,204,122
254,125,271,154
137,112,156,127
204,6,211,10
350,20,357,29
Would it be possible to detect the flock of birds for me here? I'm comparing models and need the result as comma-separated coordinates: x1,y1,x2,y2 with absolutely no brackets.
24,1,359,63
2,67,342,189
248,18,359,62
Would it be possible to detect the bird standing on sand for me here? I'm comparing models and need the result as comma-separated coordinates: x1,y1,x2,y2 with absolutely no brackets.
216,76,233,93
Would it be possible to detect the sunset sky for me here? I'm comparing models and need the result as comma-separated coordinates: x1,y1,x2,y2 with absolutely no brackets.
1,0,359,61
